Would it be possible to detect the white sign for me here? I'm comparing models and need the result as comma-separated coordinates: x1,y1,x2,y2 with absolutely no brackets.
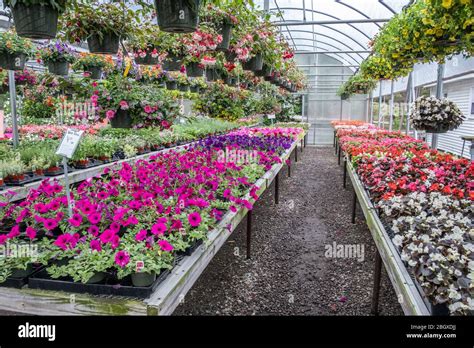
56,129,84,159
267,114,276,120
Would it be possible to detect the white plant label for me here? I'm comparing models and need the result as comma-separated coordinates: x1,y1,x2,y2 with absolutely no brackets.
267,114,276,120
56,129,84,159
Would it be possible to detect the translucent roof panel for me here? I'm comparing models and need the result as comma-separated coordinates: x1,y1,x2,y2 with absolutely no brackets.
255,0,410,67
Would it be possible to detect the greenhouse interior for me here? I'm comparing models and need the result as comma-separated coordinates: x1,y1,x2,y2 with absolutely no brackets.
0,0,472,333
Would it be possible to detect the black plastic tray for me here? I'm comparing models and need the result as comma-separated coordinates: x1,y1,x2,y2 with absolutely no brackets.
0,265,45,289
5,175,43,187
28,268,171,299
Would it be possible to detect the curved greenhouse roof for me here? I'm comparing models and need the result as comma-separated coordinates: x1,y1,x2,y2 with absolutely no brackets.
255,0,410,68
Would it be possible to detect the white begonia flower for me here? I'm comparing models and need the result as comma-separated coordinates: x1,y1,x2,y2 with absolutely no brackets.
448,285,462,300
393,235,404,247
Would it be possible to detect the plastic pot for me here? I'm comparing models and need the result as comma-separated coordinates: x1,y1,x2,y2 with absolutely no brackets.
206,68,221,82
131,272,156,287
166,80,178,90
84,66,103,80
11,3,59,39
88,32,120,55
154,0,200,33
11,264,34,278
190,85,200,93
225,76,237,86
162,53,182,71
47,60,69,76
186,62,204,77
134,54,159,66
255,64,273,78
110,109,133,129
0,52,26,71
422,125,451,134
217,22,232,51
242,53,263,72
86,272,106,284
178,84,189,92
225,50,237,62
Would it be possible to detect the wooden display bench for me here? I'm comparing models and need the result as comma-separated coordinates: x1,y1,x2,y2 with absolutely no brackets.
0,133,306,316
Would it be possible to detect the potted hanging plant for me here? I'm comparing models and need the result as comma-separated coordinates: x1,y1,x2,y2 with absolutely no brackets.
156,32,187,72
39,41,76,76
176,73,190,92
0,31,34,70
189,77,206,93
201,4,238,51
3,0,67,39
72,53,113,80
60,2,138,55
154,0,201,34
410,96,466,134
127,27,161,66
165,73,178,90
182,24,221,77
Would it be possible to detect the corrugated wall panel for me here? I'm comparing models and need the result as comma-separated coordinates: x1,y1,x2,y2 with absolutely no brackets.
429,78,474,158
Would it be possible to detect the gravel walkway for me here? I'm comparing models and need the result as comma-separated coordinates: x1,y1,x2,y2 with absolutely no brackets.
174,146,404,316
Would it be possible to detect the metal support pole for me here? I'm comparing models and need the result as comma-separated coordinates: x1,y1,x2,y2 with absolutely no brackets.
377,80,383,128
63,157,73,220
333,130,336,148
8,70,19,148
351,190,357,224
301,139,303,153
369,91,374,124
338,146,341,165
371,250,383,315
288,159,291,177
389,80,395,131
274,173,279,205
406,72,414,135
339,98,343,121
432,64,445,150
246,210,252,259
343,159,347,189
294,146,298,162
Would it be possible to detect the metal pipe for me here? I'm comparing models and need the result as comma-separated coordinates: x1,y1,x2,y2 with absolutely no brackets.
377,80,383,128
389,80,395,131
8,70,19,148
295,50,371,54
298,65,359,68
369,91,374,124
432,64,445,149
273,18,390,26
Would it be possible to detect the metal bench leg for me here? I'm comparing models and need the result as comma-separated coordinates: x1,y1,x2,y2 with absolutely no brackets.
371,250,382,316
274,173,279,205
351,190,357,224
343,159,347,189
246,210,252,259
295,146,298,162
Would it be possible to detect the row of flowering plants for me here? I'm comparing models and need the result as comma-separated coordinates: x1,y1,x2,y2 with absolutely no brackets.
0,127,304,289
338,128,473,315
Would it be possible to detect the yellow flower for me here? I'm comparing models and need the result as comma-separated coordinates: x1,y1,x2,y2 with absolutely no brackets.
442,0,453,8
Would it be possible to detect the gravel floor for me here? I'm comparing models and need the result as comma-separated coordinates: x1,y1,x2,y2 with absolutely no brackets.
174,146,404,316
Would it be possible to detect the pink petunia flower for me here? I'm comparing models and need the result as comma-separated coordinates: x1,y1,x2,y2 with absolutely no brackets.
188,212,202,227
114,250,130,268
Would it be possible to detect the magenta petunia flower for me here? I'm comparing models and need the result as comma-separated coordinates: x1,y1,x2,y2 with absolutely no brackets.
158,240,174,252
135,229,147,241
90,240,102,252
44,219,58,231
88,212,101,225
88,225,100,236
26,227,37,240
188,212,202,227
114,250,130,268
151,223,167,236
68,214,83,227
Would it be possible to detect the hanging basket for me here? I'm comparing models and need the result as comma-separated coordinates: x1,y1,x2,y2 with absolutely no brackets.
178,83,189,92
225,50,237,62
217,22,232,51
206,67,221,82
190,85,200,93
11,3,59,39
84,66,103,80
110,109,133,129
166,80,178,90
88,32,120,55
47,60,69,76
225,76,237,86
0,52,26,71
134,53,159,66
255,64,273,78
420,124,451,134
154,0,200,33
162,53,183,71
242,53,263,72
186,62,204,77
